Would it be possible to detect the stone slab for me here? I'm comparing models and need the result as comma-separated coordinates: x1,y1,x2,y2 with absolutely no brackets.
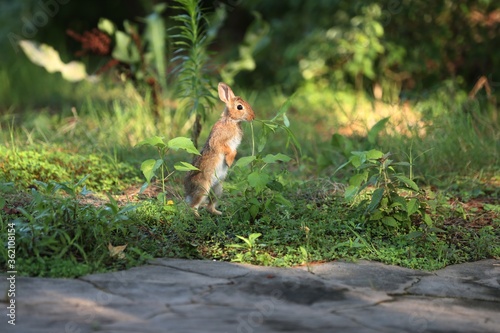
1,259,499,333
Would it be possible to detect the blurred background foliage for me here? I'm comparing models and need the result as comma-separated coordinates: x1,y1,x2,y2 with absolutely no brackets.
222,0,500,95
1,0,499,104
0,0,498,179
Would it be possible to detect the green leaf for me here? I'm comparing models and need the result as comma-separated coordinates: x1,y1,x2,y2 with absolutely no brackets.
424,214,434,227
391,195,407,208
283,126,302,153
366,188,385,214
262,153,292,164
368,117,390,144
98,18,116,35
141,159,163,183
392,162,411,167
344,185,359,201
139,182,149,194
236,235,252,248
274,193,292,207
350,239,366,248
167,137,200,155
373,22,384,37
299,246,308,259
266,180,283,192
350,155,363,168
249,204,260,218
247,171,270,193
380,196,389,209
227,243,246,249
333,160,352,174
262,121,278,131
136,136,166,148
366,149,384,160
349,172,368,187
74,174,90,188
257,127,269,152
234,156,256,168
369,210,384,221
407,231,423,239
174,161,199,171
406,198,420,216
112,30,140,63
283,113,290,127
248,233,262,243
395,175,419,191
382,216,398,227
429,227,446,233
393,213,406,221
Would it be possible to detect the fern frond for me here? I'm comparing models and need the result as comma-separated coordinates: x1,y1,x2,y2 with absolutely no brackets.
171,0,216,147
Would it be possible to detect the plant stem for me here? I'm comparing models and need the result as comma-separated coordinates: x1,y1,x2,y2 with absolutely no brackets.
250,122,255,156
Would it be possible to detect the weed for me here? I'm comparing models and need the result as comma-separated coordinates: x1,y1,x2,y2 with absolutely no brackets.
229,233,273,265
0,177,141,277
337,148,431,230
136,135,199,203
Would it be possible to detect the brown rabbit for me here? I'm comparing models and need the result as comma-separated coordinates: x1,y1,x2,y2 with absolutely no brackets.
184,82,255,216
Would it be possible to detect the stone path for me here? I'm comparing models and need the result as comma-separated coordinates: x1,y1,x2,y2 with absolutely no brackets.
1,259,499,333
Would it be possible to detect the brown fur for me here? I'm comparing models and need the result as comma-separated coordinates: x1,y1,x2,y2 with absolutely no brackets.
184,83,255,216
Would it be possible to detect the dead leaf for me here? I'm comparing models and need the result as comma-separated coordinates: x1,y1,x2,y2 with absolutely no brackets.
108,243,127,259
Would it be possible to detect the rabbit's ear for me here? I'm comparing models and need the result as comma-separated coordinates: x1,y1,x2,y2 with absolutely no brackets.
218,82,235,104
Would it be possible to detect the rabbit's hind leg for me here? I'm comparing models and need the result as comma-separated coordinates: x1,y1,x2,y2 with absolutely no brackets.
206,182,223,215
188,187,210,217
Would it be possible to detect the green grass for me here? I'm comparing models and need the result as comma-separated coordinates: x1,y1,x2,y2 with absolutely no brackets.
0,146,139,192
0,65,499,277
2,173,497,277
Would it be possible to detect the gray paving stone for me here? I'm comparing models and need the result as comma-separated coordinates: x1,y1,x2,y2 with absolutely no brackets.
341,295,500,333
82,264,231,286
6,277,135,333
81,264,230,304
407,259,500,301
150,258,252,279
1,259,499,333
100,303,368,333
304,259,430,294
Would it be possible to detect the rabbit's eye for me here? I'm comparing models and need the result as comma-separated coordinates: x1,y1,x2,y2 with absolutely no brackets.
237,104,243,110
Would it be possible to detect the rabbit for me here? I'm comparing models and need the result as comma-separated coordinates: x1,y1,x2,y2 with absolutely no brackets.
184,82,255,216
